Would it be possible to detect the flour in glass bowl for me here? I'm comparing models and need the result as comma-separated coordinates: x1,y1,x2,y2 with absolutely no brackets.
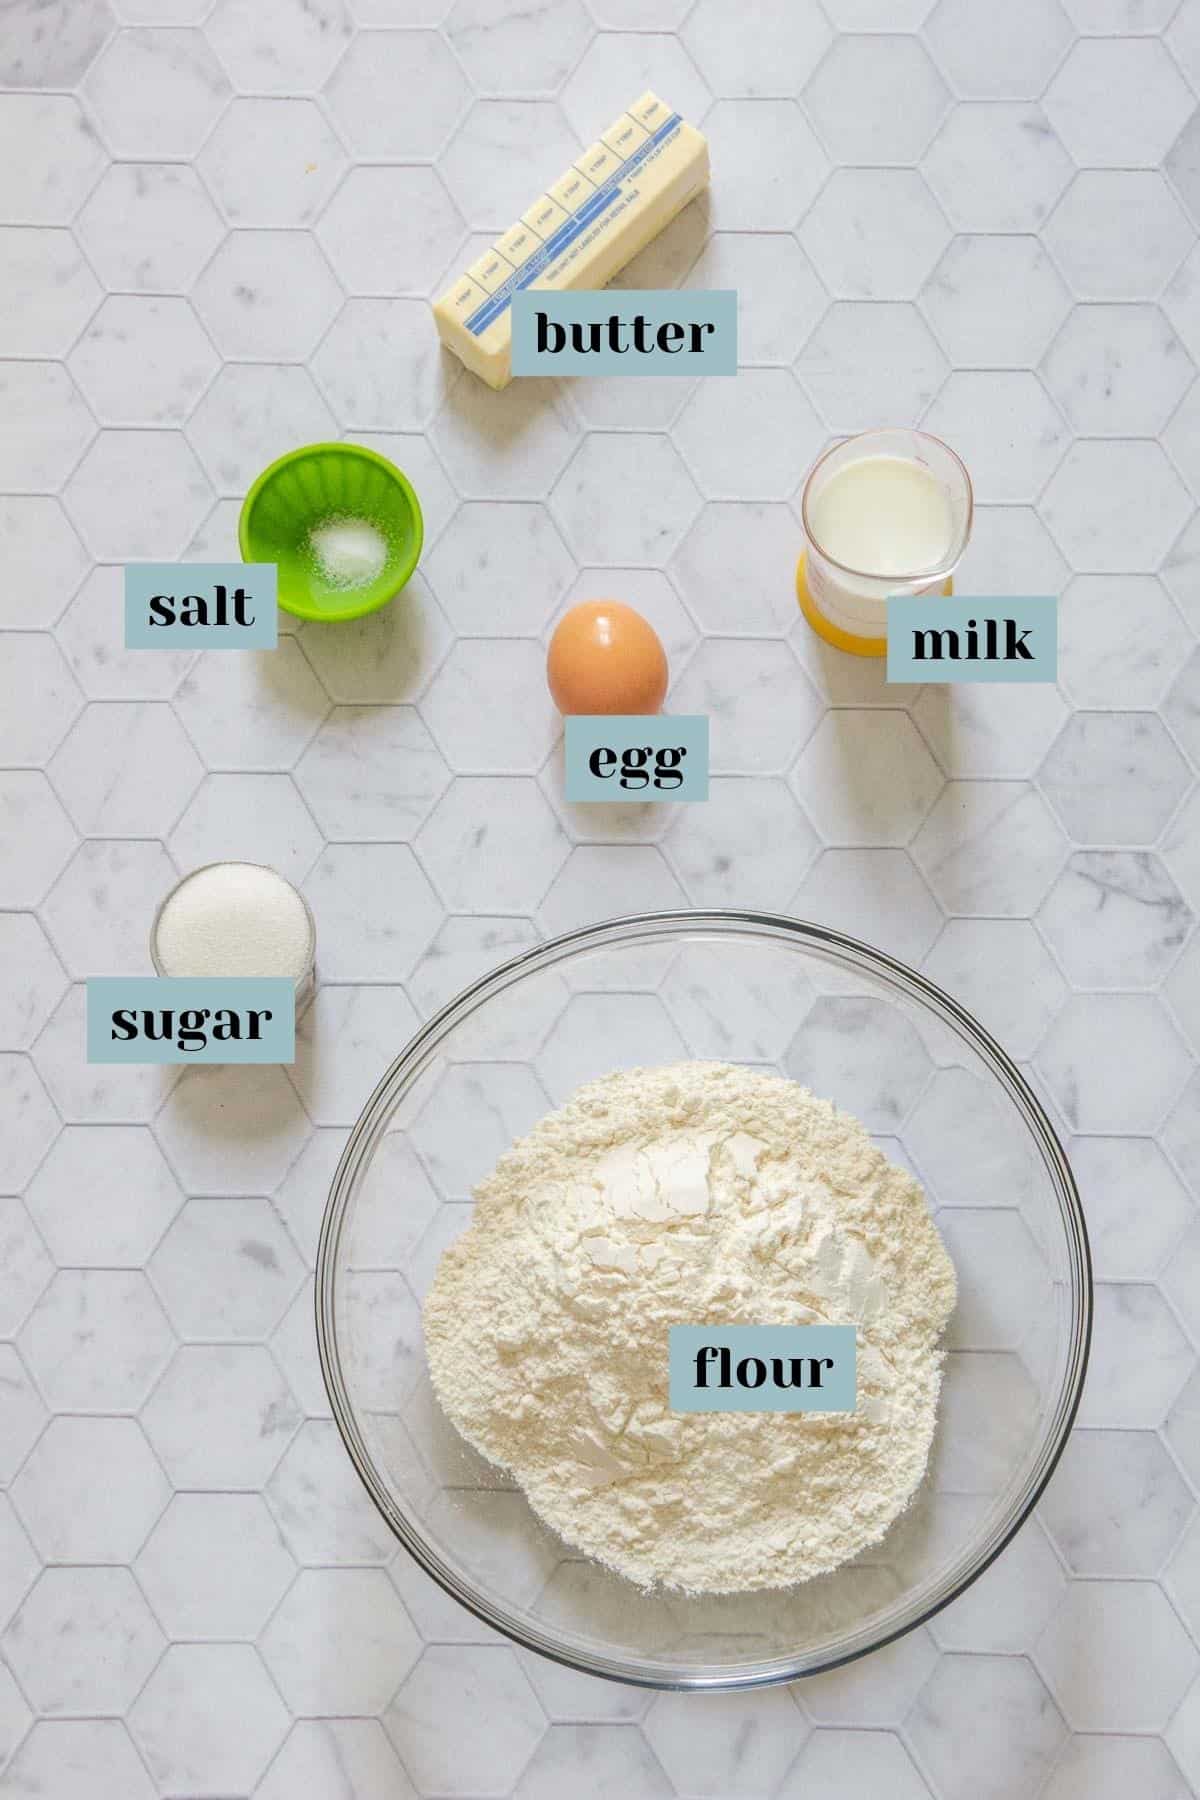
423,1061,957,1595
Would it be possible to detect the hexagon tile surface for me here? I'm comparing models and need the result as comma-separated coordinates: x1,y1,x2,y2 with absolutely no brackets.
2,1,1200,1794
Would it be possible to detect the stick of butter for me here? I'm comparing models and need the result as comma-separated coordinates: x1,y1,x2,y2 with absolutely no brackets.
432,92,710,391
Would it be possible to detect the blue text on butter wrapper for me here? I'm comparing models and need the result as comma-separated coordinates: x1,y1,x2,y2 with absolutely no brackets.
87,978,295,1064
669,1325,857,1414
512,289,736,377
125,563,278,649
564,715,708,802
887,596,1057,683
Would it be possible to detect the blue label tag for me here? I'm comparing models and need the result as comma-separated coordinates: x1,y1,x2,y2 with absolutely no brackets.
564,715,708,801
124,564,278,649
887,596,1057,683
669,1325,857,1413
87,978,295,1064
512,290,736,377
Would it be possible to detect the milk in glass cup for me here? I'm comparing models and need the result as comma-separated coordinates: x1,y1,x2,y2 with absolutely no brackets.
798,429,973,658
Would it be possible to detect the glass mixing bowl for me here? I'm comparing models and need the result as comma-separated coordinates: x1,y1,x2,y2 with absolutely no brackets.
316,911,1091,1691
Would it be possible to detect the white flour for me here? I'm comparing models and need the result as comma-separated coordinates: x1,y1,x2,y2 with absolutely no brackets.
423,1061,957,1594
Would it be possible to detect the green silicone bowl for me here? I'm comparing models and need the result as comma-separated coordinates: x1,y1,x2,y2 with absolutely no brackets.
238,442,423,623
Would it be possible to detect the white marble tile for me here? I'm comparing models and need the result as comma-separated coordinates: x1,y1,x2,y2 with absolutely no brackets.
303,579,453,706
925,918,1065,1057
3,1567,163,1718
923,370,1068,503
786,994,931,1130
1039,711,1191,847
135,1492,296,1639
0,915,65,1051
1041,1428,1193,1576
303,842,441,980
423,639,558,774
929,1515,1066,1654
410,1061,551,1198
515,1724,672,1798
427,502,574,636
675,367,824,503
40,838,174,979
1068,1136,1193,1279
1041,440,1192,572
793,711,942,847
326,29,467,159
261,1565,420,1714
1039,851,1192,988
271,1277,332,1416
258,1719,418,1800
683,0,828,96
76,163,224,294
0,1198,52,1340
798,301,947,435
129,1642,290,1796
155,1063,311,1192
0,95,105,225
418,775,568,911
10,1416,168,1565
185,363,336,496
1043,1733,1192,1800
1045,38,1193,170
63,430,213,560
56,564,195,700
2,1719,157,1800
1039,994,1193,1133
800,169,951,299
685,233,825,369
193,229,342,362
199,95,346,228
698,100,828,236
661,939,814,1060
386,1646,546,1796
169,771,321,883
793,847,944,965
0,772,77,908
264,1418,395,1562
19,1269,175,1412
0,637,82,770
297,705,450,841
0,1055,58,1193
272,1126,348,1266
906,1652,1066,1800
26,1124,181,1266
644,1688,805,1795
664,776,820,907
551,431,700,561
70,295,217,428
84,27,230,158
781,1728,931,1798
924,237,1070,369
671,638,822,775
1048,170,1194,303
1037,1579,1199,1730
141,1343,301,1489
0,363,94,495
447,0,591,95
1075,1282,1195,1427
806,35,948,165
1045,305,1194,437
1059,575,1191,709
49,701,203,833
923,103,1072,232
149,1195,304,1340
0,228,100,358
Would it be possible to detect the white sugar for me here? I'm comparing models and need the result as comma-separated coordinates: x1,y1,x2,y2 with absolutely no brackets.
308,515,388,589
154,863,313,980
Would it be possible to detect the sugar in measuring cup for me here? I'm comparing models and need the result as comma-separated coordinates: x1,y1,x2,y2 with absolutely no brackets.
798,429,973,658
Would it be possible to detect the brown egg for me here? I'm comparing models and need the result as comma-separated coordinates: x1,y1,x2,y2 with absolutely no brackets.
546,600,669,716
